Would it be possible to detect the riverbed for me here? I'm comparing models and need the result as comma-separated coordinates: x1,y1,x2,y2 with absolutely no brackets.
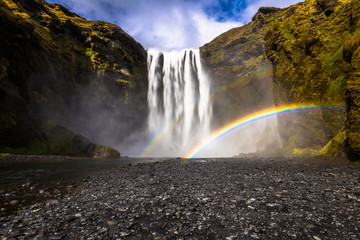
1,156,359,239
0,156,160,217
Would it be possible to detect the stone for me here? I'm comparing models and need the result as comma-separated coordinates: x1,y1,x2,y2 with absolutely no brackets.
46,200,59,206
107,221,116,226
10,200,19,205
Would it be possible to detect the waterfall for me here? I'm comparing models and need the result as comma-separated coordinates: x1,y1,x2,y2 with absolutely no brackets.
144,48,282,158
146,49,212,157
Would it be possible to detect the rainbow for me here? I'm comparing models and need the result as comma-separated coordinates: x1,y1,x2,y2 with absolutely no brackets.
137,68,272,157
184,104,345,159
138,114,184,157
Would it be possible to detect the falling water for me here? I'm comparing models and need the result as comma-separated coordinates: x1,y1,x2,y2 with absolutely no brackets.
144,48,283,158
147,49,212,157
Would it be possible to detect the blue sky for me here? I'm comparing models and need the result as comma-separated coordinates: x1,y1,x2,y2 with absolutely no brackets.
46,0,302,50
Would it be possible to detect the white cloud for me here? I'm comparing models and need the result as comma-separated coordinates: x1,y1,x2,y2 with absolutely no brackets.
193,13,240,47
108,1,242,50
48,0,302,50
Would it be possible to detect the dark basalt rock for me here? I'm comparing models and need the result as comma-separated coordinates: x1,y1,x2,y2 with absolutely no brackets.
316,0,338,16
252,7,280,21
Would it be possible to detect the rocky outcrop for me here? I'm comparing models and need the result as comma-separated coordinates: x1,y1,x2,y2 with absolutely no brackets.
86,143,120,158
0,0,147,156
40,121,120,157
201,0,360,159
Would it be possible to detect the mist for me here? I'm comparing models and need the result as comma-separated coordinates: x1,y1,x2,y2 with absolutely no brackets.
138,49,284,158
39,0,306,158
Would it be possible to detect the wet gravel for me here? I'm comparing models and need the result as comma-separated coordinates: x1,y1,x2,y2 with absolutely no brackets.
1,156,360,239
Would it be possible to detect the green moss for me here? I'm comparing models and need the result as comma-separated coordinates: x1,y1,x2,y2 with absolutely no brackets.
0,139,49,155
319,130,347,157
85,48,92,57
100,145,114,150
280,18,295,40
284,135,297,154
348,132,360,149
329,75,346,101
0,58,9,81
0,0,148,157
0,112,17,128
324,45,343,70
207,49,225,65
293,148,319,155
200,0,359,158
123,50,134,63
261,0,356,154
41,121,82,156
116,79,130,85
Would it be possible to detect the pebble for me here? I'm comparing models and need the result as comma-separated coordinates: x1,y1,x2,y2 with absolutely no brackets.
46,199,59,206
0,156,359,239
251,233,259,239
98,227,108,233
10,200,19,205
107,221,116,226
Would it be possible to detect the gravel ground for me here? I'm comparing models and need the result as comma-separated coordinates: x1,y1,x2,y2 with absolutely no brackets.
0,155,73,163
1,156,360,239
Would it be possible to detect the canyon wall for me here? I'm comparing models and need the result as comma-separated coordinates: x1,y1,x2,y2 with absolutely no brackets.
0,0,148,156
201,0,360,159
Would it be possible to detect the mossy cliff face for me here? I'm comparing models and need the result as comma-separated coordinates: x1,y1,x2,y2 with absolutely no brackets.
264,0,352,154
343,0,360,160
201,0,360,158
201,7,280,127
0,0,148,156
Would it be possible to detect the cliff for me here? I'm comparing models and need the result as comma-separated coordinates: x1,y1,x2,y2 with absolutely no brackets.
0,0,148,156
201,0,360,159
201,7,278,126
343,0,360,160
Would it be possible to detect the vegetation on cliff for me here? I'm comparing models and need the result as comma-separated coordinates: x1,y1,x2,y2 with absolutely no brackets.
343,0,360,160
2,0,359,159
201,7,279,127
0,0,148,156
201,0,360,159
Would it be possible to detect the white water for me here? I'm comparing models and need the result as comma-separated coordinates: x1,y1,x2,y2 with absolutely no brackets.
147,49,212,157
145,48,282,157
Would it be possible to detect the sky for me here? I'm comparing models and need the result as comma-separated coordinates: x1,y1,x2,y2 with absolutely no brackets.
47,0,302,50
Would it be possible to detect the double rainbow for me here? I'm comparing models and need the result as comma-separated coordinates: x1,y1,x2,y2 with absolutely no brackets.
184,104,345,159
